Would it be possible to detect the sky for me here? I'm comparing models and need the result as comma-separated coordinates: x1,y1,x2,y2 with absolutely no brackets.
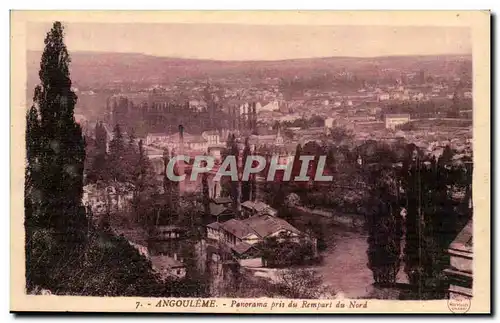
26,22,472,61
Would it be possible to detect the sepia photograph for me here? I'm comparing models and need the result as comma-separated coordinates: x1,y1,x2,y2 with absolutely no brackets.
10,10,491,314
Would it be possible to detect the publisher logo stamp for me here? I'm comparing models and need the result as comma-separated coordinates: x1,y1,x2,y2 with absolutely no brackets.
447,295,471,314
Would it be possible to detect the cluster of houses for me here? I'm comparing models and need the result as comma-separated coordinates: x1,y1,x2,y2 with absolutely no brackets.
205,198,317,269
99,194,317,280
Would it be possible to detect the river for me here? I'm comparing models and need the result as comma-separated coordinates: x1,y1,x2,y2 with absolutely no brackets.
313,229,374,298
312,223,404,299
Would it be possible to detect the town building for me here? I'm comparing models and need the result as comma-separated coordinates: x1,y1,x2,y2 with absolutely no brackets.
258,100,283,112
206,213,317,268
241,200,277,218
208,197,235,223
291,126,328,143
146,131,208,152
324,117,335,129
384,113,411,130
378,93,390,101
146,133,171,146
248,129,285,147
202,130,222,146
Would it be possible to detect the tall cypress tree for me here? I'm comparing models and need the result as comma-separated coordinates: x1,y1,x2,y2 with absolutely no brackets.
366,163,402,286
26,21,86,237
220,133,235,198
162,148,172,195
108,124,125,182
291,144,303,181
87,121,108,183
25,106,40,289
132,139,157,226
250,148,257,203
95,122,108,155
123,130,138,183
241,138,251,203
25,106,40,224
201,157,211,221
229,135,240,214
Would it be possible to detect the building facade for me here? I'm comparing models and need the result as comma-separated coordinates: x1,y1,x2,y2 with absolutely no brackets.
384,113,411,130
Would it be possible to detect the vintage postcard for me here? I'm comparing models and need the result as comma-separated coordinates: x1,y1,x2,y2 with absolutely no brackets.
10,10,491,314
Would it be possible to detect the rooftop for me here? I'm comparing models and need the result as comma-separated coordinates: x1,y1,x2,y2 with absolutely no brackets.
385,113,411,119
207,222,221,230
221,219,255,239
209,203,233,217
241,200,276,214
231,241,254,255
216,213,303,241
243,215,301,238
212,196,233,205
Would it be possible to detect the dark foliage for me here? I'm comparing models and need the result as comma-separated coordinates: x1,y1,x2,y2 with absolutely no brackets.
400,146,471,299
258,234,316,268
241,138,252,203
25,21,87,236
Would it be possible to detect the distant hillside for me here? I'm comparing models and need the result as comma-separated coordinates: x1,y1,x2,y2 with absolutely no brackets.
27,50,472,90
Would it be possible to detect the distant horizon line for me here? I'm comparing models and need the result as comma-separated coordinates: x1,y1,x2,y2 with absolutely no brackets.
27,49,472,63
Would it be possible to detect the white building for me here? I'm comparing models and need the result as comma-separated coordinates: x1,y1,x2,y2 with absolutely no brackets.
258,100,281,112
324,117,335,129
146,131,208,152
202,130,221,146
384,113,411,130
378,93,390,101
146,133,170,146
206,214,315,268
